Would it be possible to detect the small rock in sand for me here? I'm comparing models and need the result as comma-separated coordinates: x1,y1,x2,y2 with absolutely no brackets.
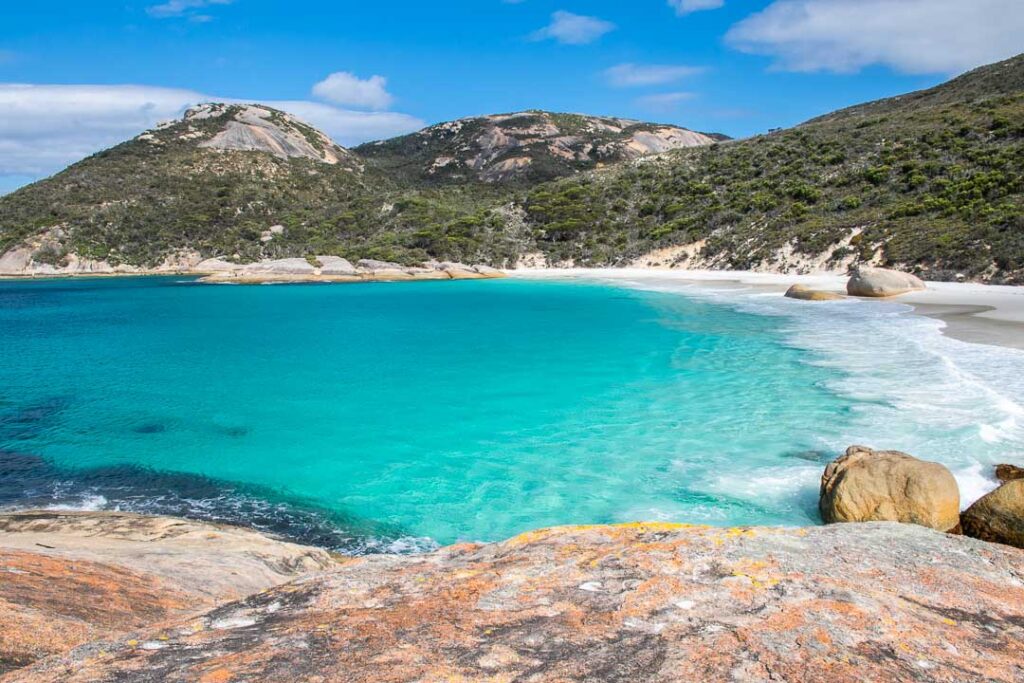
784,284,845,301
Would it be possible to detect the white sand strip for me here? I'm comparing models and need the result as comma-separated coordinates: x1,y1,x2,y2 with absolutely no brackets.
508,268,1024,351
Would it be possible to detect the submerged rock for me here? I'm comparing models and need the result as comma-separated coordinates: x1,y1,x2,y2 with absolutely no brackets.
846,266,925,297
13,522,1024,682
961,479,1024,548
784,284,845,301
819,445,960,531
0,510,334,674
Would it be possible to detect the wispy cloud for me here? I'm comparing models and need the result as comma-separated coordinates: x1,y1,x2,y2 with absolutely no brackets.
147,0,232,19
635,91,696,112
726,0,1024,74
531,11,616,45
312,72,394,111
0,83,424,187
668,0,725,15
604,63,704,87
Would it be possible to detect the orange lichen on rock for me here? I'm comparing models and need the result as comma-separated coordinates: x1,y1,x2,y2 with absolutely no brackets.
9,521,1024,682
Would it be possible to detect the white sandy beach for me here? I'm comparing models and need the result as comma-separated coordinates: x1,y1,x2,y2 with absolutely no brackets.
510,268,1024,351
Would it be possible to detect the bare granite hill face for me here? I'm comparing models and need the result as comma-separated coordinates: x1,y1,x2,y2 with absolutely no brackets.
143,103,357,167
11,521,1024,682
355,110,721,184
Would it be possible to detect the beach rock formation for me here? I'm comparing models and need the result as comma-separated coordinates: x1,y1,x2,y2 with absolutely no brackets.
240,258,315,276
0,510,334,674
13,522,1024,683
961,479,1024,548
356,259,403,271
784,284,845,301
819,446,960,531
846,266,926,297
996,463,1024,482
317,256,357,275
197,259,506,283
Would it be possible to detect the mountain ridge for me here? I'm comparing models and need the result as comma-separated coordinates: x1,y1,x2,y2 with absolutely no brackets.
1,53,1022,282
354,110,721,185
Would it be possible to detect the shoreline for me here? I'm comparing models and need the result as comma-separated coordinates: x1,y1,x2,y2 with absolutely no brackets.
4,265,1023,351
509,267,1024,352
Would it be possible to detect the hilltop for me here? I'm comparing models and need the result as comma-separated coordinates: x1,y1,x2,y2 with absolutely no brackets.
0,54,1022,281
0,106,712,272
355,110,720,185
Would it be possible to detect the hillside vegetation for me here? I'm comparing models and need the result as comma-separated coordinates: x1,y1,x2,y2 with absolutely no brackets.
524,55,1024,281
1,54,1022,281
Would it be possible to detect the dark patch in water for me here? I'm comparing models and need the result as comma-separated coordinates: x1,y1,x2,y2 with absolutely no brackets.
0,396,71,441
0,449,47,473
223,426,249,438
0,450,420,555
133,423,167,434
784,449,830,463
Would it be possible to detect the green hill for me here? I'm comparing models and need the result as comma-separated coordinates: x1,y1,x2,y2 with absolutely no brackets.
1,54,1022,282
522,54,1024,281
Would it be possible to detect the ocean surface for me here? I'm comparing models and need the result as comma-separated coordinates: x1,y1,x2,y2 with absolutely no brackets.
1,275,1021,553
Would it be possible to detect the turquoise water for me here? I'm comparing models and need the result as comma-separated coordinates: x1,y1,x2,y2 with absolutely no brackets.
1,275,1021,551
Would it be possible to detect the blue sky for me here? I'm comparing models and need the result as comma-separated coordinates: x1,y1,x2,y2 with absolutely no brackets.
2,0,1023,193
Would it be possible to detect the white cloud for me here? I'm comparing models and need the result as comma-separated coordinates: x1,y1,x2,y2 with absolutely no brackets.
726,0,1024,75
531,11,616,45
312,72,394,110
147,0,232,19
257,101,422,145
605,63,704,87
668,0,724,15
635,91,696,112
0,83,424,186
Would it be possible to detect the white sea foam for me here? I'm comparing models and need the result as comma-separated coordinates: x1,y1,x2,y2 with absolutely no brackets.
577,273,1024,511
44,494,108,512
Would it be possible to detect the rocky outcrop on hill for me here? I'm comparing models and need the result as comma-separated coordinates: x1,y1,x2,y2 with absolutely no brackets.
355,110,719,184
819,446,960,531
846,266,926,297
0,510,334,674
158,103,354,167
11,522,1024,682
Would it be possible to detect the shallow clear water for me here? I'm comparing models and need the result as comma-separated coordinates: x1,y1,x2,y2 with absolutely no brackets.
1,275,1021,551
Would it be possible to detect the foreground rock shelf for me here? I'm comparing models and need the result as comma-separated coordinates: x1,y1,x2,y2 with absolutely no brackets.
4,515,1023,682
0,511,334,675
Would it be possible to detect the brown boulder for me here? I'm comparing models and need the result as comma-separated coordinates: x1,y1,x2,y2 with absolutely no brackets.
961,479,1024,548
846,266,926,297
784,284,845,301
820,445,960,531
996,463,1024,482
